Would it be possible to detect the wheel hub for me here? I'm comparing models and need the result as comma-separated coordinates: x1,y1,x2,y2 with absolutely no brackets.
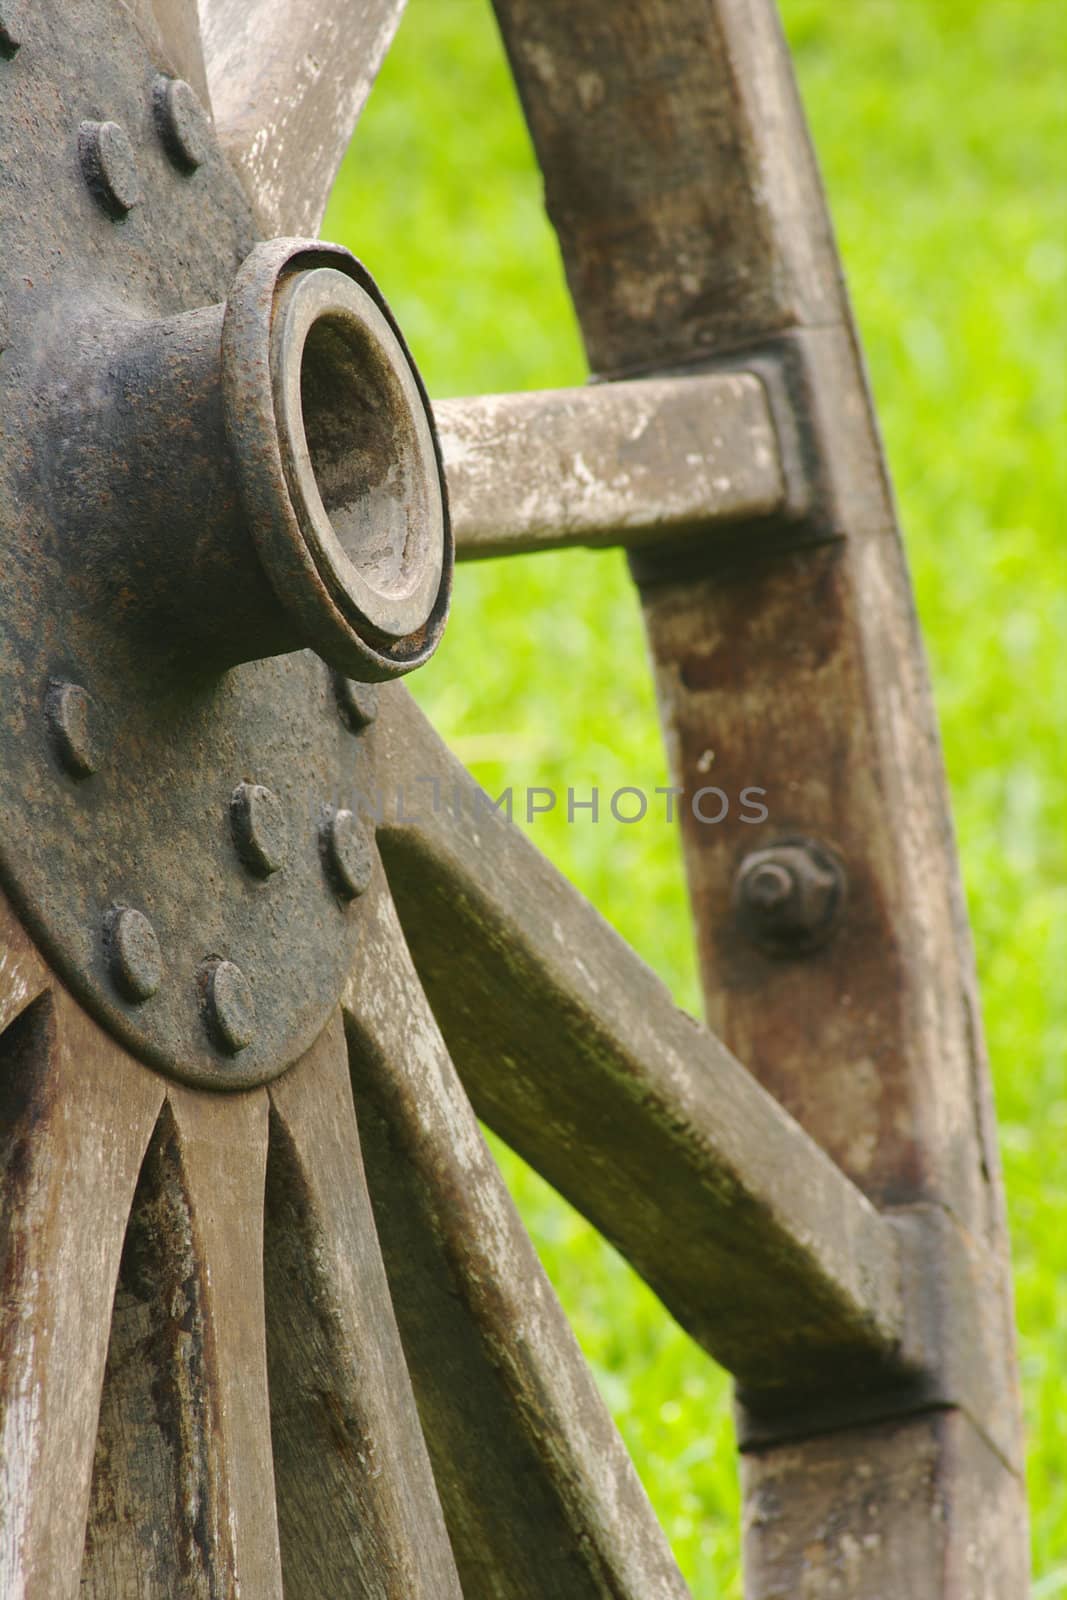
0,0,451,1087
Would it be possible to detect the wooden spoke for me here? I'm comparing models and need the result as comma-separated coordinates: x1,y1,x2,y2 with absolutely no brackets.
198,0,408,235
437,373,784,559
0,981,164,1599
166,1084,282,1595
0,888,49,1037
122,0,210,103
265,1012,461,1599
368,688,907,1402
344,873,691,1600
81,1086,281,1597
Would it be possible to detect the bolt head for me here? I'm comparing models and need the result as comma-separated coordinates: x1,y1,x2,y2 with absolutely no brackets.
200,958,256,1055
744,860,793,912
79,120,142,218
106,907,163,1002
153,75,210,172
0,3,21,57
321,808,373,901
334,674,379,732
46,679,103,777
231,782,290,877
733,840,846,956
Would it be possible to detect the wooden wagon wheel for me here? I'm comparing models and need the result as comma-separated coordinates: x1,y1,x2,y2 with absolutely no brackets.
0,2,1028,1596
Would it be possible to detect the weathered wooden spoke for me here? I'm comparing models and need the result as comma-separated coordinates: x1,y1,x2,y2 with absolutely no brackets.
265,1014,461,1599
344,874,690,1600
371,690,908,1402
198,0,408,235
1,897,163,1599
83,1084,282,1598
438,372,785,558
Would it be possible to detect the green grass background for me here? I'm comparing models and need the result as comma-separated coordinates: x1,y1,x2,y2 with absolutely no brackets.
325,2,1066,1590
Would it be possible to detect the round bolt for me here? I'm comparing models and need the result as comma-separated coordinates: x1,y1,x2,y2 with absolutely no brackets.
79,120,142,218
733,839,846,956
333,675,379,732
46,679,103,777
0,4,21,58
106,908,163,1002
200,958,256,1055
321,808,373,901
230,782,290,877
153,75,211,172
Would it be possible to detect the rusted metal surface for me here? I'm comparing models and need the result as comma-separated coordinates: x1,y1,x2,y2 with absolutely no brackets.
0,3,449,1088
438,372,784,558
733,837,846,956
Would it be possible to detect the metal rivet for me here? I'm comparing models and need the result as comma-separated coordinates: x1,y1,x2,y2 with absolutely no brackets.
333,674,379,732
46,679,102,777
733,839,846,956
106,907,163,1002
79,120,142,218
231,782,290,877
321,807,373,901
153,75,210,172
200,958,256,1055
0,4,21,58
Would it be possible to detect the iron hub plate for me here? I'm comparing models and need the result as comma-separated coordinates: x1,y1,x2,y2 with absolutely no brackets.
0,0,377,1087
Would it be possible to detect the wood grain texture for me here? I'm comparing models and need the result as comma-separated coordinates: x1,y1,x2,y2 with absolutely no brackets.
82,1085,281,1598
490,0,1026,1588
0,981,163,1600
344,871,690,1600
741,1410,1030,1600
0,888,49,1039
199,0,407,235
490,0,839,376
165,1082,282,1597
371,687,908,1402
266,1012,462,1600
438,373,784,558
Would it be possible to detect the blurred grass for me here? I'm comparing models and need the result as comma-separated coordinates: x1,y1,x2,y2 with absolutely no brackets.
325,1,1066,1590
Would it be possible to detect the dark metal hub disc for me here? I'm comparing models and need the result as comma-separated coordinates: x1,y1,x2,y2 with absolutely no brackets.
0,0,451,1088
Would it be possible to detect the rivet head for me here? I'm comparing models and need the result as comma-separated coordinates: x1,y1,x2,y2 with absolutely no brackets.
153,75,210,172
106,908,163,1002
321,808,373,901
733,839,846,956
0,3,21,57
231,782,290,877
46,679,103,777
334,675,379,732
79,120,142,217
200,958,256,1055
